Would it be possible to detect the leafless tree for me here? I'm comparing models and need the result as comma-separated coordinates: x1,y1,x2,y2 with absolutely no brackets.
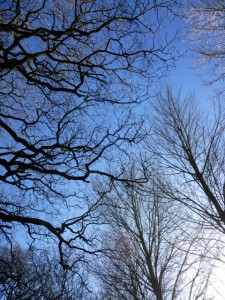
185,0,225,88
148,86,225,233
93,173,212,300
0,244,93,300
0,0,179,266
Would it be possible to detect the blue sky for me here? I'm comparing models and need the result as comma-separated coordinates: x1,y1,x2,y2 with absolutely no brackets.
169,52,214,102
165,13,218,113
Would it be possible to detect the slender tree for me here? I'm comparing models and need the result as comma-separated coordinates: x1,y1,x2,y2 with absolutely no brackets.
93,172,212,299
148,86,225,232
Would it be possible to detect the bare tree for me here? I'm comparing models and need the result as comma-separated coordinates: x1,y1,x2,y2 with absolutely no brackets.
93,173,212,300
148,86,225,233
0,244,93,300
185,0,225,88
0,0,178,266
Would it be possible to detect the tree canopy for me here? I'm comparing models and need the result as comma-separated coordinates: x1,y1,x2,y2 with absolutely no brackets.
2,0,225,299
0,0,178,267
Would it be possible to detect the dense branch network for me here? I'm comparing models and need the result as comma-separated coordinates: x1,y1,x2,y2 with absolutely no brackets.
0,0,178,266
186,0,225,89
149,86,225,232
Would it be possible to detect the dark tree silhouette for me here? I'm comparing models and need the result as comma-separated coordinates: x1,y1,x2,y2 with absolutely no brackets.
0,245,92,299
149,86,225,232
0,0,178,266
